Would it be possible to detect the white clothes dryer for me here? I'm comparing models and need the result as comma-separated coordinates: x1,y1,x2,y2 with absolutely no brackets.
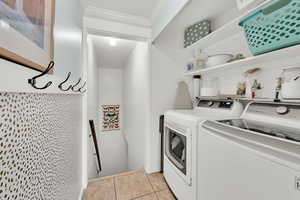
164,99,243,200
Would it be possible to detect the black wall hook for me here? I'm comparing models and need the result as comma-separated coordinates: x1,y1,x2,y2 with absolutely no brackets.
79,81,87,93
28,61,54,90
58,72,72,91
71,78,82,92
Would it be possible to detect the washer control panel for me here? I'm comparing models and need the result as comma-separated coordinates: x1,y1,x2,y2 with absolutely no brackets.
198,100,234,109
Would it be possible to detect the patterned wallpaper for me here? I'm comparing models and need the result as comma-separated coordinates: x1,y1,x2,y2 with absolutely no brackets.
0,92,82,200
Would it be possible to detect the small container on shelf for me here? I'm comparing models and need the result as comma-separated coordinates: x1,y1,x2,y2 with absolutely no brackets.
206,54,233,68
200,77,220,97
185,49,206,72
186,62,195,72
281,66,300,99
251,79,263,99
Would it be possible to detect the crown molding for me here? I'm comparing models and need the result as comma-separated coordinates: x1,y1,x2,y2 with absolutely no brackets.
84,6,152,28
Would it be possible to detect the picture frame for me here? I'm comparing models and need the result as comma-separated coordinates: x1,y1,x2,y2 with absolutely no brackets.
0,0,55,72
101,105,121,132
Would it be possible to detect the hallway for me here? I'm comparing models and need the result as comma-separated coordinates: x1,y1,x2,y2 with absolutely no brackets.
85,170,175,200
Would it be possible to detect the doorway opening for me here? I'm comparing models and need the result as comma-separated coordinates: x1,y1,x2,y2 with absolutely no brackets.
86,34,151,179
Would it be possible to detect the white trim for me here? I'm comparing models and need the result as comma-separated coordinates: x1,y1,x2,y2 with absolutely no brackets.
83,17,152,41
84,6,151,28
83,1,190,42
81,29,88,190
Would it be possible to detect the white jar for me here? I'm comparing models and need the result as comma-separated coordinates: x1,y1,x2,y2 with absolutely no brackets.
200,77,219,97
281,66,300,99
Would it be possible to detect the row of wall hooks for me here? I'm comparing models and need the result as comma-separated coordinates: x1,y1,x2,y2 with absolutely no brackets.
28,61,87,93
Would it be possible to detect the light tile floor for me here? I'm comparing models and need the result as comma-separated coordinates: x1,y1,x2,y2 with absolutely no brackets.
85,170,176,200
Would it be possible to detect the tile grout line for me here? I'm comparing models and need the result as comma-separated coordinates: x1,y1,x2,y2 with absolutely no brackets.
114,170,155,200
113,177,118,200
130,192,156,200
128,172,156,200
145,173,159,200
147,173,170,192
128,172,157,200
152,173,177,200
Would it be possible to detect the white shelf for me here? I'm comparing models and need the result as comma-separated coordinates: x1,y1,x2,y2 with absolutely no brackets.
185,18,243,51
238,98,300,103
184,44,300,76
184,0,273,52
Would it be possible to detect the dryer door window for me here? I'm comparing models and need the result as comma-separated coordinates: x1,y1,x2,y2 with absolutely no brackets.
165,128,187,175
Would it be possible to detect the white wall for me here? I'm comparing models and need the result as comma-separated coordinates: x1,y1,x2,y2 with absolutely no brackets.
123,42,151,171
98,68,128,177
151,0,190,40
54,0,83,80
148,44,188,173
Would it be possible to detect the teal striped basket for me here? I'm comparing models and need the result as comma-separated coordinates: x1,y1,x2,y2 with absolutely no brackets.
239,0,300,55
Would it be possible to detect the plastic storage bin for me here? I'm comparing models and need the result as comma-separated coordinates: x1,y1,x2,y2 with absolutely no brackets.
239,0,300,55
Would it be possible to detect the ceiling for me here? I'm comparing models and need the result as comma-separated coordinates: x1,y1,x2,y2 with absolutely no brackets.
85,0,161,18
90,35,137,68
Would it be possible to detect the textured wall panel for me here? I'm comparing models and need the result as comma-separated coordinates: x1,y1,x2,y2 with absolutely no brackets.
0,92,82,200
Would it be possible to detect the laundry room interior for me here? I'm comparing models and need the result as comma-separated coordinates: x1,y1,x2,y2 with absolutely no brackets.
0,0,300,200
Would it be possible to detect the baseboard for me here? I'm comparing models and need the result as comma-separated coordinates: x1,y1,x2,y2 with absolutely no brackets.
144,165,161,174
89,169,145,183
78,187,86,200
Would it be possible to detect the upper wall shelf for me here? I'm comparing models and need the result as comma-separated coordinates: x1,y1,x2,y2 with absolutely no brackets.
184,0,273,52
184,44,300,76
185,18,243,52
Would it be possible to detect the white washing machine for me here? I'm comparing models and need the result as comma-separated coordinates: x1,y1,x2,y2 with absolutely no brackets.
198,101,300,200
164,99,243,200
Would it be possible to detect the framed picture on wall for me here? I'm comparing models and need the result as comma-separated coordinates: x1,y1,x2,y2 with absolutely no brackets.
0,0,55,71
101,105,120,132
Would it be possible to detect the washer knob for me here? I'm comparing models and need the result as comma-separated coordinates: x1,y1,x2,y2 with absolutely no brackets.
276,106,289,115
207,101,214,107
